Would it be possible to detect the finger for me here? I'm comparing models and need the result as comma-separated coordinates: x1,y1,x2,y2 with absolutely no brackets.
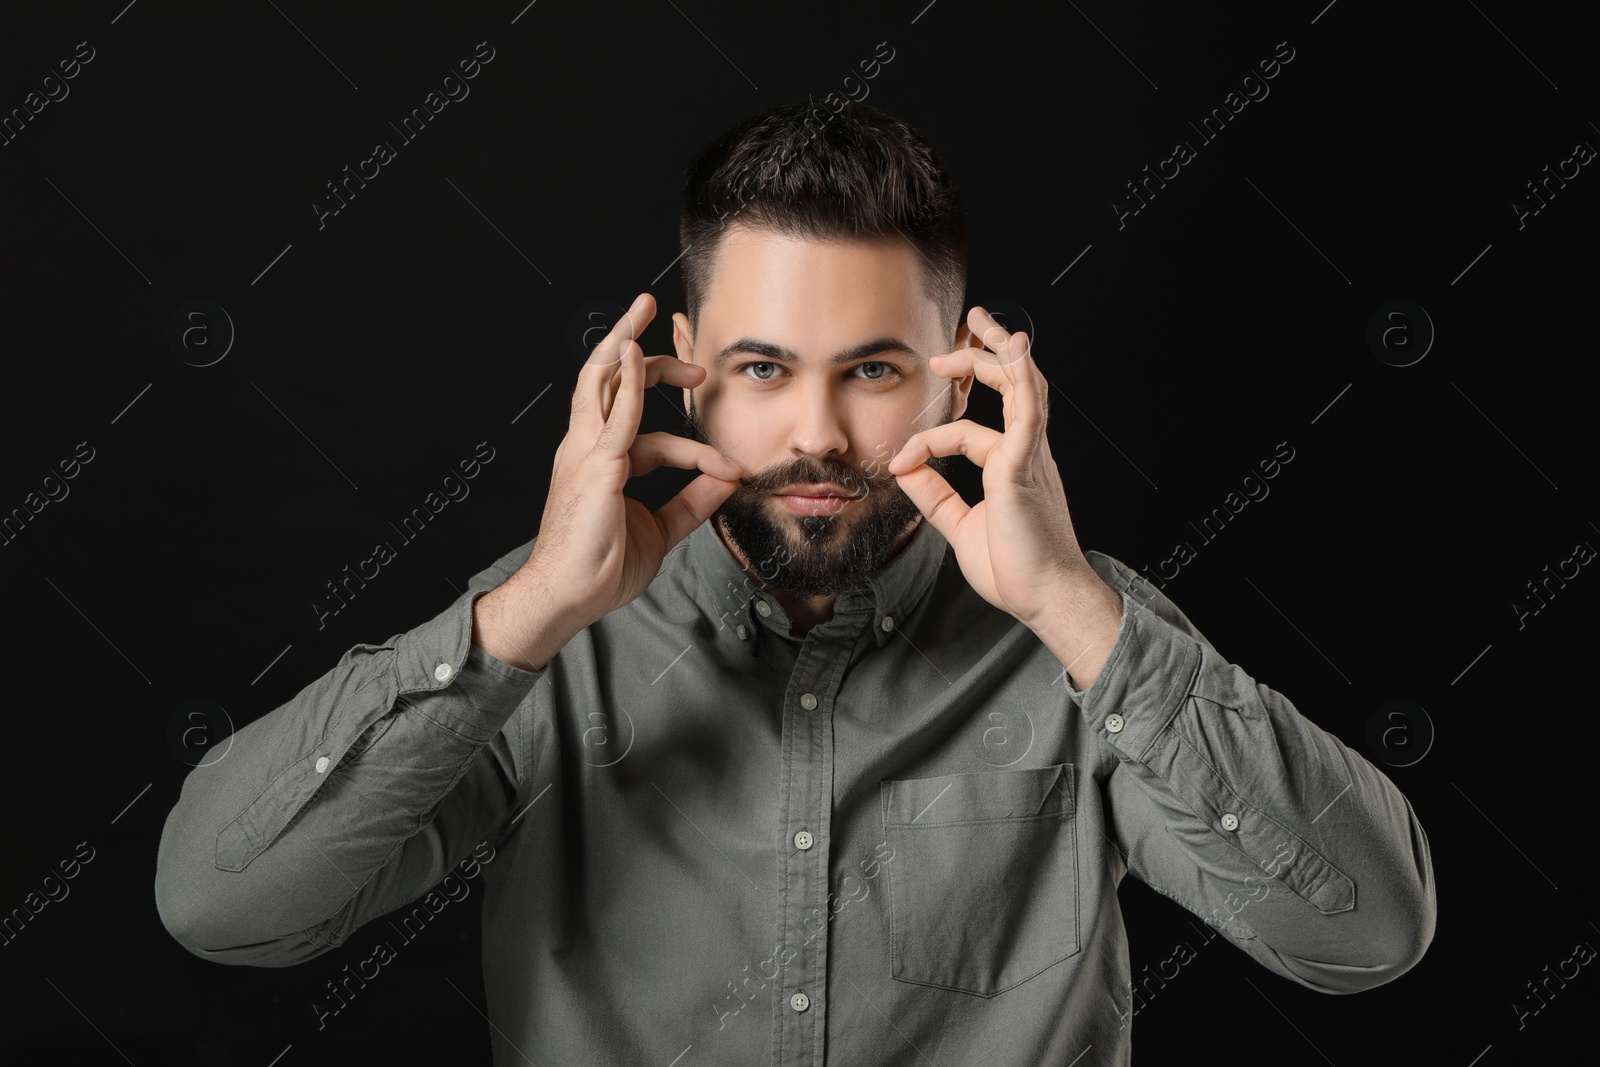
596,338,645,458
930,348,1016,397
934,342,1043,447
604,354,707,409
627,431,744,480
886,419,1004,474
652,471,743,550
580,293,654,427
968,305,1043,445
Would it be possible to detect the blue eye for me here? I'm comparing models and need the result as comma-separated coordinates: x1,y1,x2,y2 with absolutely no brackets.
855,361,896,380
744,362,778,380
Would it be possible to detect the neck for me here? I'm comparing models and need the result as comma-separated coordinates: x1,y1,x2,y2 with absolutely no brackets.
714,515,922,637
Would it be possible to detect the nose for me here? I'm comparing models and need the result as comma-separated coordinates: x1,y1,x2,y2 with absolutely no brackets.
786,376,849,466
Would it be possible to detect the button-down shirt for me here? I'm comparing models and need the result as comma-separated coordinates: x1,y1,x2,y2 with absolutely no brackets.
155,515,1436,1065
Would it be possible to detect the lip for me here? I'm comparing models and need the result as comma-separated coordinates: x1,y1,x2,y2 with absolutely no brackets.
774,483,856,516
778,482,853,497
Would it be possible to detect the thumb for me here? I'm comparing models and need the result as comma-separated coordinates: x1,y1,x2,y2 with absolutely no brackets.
653,472,741,550
893,465,968,542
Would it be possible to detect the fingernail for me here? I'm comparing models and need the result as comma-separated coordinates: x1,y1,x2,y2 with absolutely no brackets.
628,293,646,315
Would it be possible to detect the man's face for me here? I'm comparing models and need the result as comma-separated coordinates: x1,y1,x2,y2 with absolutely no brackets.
672,225,975,599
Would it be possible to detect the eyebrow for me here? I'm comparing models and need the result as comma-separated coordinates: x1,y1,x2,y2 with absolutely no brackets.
711,336,922,368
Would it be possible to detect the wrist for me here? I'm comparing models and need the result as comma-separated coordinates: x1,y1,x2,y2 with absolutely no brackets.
1030,567,1124,691
472,565,588,673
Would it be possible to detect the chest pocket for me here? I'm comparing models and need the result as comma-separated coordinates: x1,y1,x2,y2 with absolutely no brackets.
880,764,1080,997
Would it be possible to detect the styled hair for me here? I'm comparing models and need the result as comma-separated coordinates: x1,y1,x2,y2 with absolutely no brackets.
678,99,968,341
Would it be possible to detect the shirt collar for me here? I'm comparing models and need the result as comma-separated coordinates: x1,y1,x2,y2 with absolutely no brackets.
687,513,950,650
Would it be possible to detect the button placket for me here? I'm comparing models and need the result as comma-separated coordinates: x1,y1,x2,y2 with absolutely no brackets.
776,632,851,1062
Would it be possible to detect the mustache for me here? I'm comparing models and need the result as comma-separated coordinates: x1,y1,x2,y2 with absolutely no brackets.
681,407,899,501
738,459,895,499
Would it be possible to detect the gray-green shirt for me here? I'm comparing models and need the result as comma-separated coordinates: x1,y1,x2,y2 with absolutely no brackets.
155,516,1436,1065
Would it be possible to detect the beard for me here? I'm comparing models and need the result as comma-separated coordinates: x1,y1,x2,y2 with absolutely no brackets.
681,393,957,599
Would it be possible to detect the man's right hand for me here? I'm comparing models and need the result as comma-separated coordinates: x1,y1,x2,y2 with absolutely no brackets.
474,293,743,669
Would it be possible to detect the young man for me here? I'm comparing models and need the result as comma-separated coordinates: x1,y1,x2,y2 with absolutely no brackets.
155,100,1435,1065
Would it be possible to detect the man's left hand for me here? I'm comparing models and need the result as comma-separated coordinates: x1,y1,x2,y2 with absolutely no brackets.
886,306,1110,635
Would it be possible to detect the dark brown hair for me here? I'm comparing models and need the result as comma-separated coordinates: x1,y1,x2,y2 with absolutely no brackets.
679,99,968,341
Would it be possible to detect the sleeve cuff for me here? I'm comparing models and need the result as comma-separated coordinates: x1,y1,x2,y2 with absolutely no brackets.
1064,584,1201,761
392,588,544,744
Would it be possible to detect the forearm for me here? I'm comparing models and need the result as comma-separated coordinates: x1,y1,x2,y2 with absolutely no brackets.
1105,658,1437,988
155,577,542,963
1074,566,1436,990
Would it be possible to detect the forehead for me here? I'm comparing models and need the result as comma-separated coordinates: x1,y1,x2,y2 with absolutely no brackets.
700,225,937,340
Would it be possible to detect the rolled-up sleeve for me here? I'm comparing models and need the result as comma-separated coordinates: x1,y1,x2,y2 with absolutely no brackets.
154,538,544,967
1068,551,1437,993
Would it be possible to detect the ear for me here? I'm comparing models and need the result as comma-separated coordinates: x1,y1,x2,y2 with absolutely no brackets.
948,320,978,422
672,312,696,411
672,312,694,361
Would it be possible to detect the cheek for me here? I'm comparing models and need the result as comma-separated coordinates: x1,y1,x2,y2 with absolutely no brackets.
702,419,780,476
688,375,726,417
701,394,788,446
863,411,920,460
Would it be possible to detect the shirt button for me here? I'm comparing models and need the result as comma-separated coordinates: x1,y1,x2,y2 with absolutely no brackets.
1104,713,1125,733
790,991,810,1012
736,623,749,640
755,600,772,617
1221,812,1240,832
881,615,895,632
314,756,330,774
799,692,818,711
794,829,814,851
434,662,454,682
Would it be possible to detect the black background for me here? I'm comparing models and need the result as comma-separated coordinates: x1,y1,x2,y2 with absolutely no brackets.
2,1,1595,1063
